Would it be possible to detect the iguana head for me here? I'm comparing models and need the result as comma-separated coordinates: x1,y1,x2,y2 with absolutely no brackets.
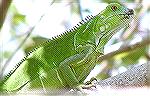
95,3,134,36
104,3,134,26
95,3,134,51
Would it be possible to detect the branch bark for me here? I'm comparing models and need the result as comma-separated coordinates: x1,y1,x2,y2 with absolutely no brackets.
0,0,12,30
96,62,150,88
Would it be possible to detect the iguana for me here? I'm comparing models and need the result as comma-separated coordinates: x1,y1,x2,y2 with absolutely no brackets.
0,3,134,92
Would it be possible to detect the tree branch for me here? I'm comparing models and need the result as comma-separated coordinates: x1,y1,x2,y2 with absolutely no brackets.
0,0,12,30
77,62,150,96
96,62,150,88
97,38,150,62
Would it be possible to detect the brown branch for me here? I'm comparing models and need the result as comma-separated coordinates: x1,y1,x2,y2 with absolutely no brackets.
0,0,12,30
97,38,150,63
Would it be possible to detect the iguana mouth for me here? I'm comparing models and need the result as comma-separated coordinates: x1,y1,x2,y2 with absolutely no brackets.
120,8,134,19
123,9,134,19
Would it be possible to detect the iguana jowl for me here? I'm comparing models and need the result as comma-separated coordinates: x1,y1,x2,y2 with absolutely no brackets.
0,3,134,92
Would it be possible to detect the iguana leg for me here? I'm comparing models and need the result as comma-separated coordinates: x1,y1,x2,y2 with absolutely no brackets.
58,54,86,88
59,63,79,88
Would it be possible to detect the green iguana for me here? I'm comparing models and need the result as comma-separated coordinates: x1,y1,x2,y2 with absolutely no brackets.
0,3,134,92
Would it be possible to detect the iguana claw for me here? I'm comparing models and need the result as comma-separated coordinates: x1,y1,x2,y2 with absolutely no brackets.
82,77,97,89
84,77,97,85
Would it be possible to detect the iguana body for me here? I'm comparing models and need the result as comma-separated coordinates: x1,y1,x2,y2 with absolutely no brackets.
0,3,134,92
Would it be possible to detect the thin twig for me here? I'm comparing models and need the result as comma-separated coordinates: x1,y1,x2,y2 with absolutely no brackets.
0,27,33,78
77,0,83,20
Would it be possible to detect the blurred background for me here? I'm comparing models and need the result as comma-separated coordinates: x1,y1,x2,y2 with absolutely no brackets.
0,0,150,82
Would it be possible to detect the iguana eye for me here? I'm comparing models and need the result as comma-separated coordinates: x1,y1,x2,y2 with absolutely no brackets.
111,6,118,11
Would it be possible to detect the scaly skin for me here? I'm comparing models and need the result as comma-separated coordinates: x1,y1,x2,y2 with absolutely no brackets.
0,3,134,92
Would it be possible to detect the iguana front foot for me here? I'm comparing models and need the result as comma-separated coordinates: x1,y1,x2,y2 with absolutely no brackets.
82,77,97,89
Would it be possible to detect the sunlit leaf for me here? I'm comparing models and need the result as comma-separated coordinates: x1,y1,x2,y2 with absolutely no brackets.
12,14,25,25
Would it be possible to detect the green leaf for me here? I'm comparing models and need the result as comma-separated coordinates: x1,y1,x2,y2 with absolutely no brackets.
12,14,26,25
